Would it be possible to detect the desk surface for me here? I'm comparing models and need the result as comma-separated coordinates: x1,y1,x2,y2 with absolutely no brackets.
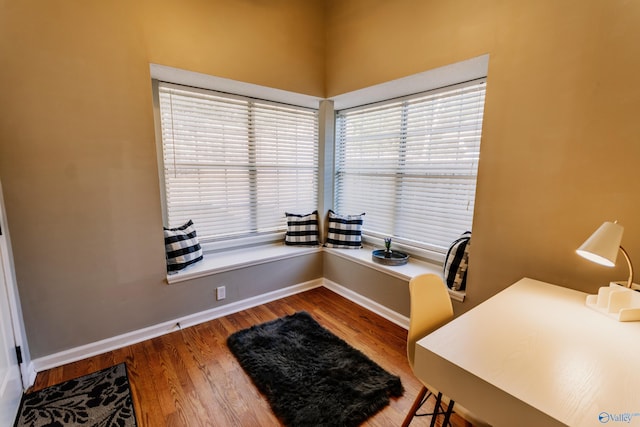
414,278,640,427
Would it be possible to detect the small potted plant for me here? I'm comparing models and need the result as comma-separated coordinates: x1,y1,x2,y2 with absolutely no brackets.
384,237,392,258
372,237,409,265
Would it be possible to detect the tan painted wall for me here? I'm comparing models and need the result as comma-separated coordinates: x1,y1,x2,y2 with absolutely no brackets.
0,0,324,357
137,0,325,96
326,0,640,314
2,0,639,357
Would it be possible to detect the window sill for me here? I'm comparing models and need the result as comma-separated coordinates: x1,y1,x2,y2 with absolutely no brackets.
166,244,322,285
166,243,466,302
324,246,465,302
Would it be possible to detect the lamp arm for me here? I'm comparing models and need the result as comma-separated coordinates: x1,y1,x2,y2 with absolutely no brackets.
619,246,634,288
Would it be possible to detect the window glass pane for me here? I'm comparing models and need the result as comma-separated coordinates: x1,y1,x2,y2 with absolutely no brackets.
158,83,318,245
335,80,486,254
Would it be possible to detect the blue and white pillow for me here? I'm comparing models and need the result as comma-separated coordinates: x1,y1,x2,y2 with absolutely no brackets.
164,220,203,272
285,211,320,246
325,210,365,249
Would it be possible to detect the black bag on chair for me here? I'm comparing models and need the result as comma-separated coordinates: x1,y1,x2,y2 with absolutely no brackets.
444,231,471,291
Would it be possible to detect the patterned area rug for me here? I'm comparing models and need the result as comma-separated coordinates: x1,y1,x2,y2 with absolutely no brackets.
227,311,404,427
14,363,137,427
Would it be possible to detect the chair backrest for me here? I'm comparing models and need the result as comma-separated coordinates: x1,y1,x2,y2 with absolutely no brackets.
407,273,454,369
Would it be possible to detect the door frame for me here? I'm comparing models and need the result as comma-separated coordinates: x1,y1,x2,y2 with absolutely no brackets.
0,179,33,389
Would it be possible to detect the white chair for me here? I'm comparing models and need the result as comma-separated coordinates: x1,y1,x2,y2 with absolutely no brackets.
402,273,490,427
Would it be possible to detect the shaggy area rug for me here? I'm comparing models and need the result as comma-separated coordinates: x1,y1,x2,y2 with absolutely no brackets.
227,311,404,427
14,363,137,427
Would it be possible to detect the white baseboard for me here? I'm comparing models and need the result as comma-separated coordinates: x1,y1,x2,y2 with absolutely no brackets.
322,279,409,330
30,277,408,374
31,279,323,373
23,362,37,388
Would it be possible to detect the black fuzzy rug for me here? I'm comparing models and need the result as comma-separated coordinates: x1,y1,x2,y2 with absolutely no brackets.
227,311,404,427
14,363,137,427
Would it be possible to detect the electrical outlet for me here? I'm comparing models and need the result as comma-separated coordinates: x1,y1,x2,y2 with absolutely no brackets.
216,286,226,300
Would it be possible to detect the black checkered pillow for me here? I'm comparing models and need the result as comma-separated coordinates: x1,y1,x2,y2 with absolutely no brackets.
325,210,365,248
444,231,471,291
164,220,204,272
285,211,320,246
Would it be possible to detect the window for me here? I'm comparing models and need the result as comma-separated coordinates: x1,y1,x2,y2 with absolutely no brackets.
334,79,486,258
157,82,319,250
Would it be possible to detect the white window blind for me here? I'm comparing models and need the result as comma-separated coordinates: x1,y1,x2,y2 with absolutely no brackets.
334,79,486,255
158,82,318,247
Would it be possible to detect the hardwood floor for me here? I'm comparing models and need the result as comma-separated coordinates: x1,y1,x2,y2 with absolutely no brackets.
29,287,470,427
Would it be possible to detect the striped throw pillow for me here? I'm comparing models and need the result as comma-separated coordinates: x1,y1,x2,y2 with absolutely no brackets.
443,231,471,291
285,211,320,246
325,210,365,249
164,220,204,272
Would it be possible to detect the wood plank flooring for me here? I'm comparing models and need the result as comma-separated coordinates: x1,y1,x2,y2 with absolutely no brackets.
28,286,471,427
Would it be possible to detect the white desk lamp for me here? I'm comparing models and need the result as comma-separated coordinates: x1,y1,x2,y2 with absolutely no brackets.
576,221,634,288
578,221,640,321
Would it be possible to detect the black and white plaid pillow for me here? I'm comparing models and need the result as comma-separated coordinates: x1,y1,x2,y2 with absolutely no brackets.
324,210,365,249
285,211,320,246
164,220,204,272
444,231,471,291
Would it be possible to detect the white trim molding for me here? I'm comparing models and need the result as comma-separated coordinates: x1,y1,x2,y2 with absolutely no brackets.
329,54,489,110
167,244,321,285
322,279,409,330
324,246,465,302
150,64,323,109
22,363,36,388
168,244,465,301
31,249,465,373
30,277,412,374
32,279,323,372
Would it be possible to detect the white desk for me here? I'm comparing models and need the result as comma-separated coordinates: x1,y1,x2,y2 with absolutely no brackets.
414,278,640,427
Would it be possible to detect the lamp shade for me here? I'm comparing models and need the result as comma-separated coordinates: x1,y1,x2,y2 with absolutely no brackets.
576,221,624,267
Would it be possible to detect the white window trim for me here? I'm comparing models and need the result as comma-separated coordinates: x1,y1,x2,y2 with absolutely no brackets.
150,53,488,125
328,54,488,264
324,246,465,302
167,243,464,301
166,243,321,284
152,55,488,296
150,64,323,109
328,54,489,110
155,81,319,249
333,78,486,260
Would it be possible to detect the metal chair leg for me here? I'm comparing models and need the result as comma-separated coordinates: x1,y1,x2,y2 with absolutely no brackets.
403,387,457,427
443,399,455,427
430,393,444,427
